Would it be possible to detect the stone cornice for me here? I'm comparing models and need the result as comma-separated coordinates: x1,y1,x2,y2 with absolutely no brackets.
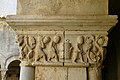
6,15,117,31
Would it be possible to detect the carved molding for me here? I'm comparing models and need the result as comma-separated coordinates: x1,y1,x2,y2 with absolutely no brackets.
6,15,117,31
16,31,63,66
16,31,108,67
66,35,108,64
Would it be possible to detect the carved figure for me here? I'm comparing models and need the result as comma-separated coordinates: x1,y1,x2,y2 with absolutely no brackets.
85,35,108,63
83,35,94,63
17,35,28,60
47,36,61,62
26,36,36,61
27,36,36,49
72,36,84,63
35,36,50,62
97,36,108,47
65,39,73,62
17,35,24,46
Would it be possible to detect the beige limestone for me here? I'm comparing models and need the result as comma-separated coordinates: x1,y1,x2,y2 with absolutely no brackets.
68,68,87,80
17,0,108,15
6,15,117,31
88,67,102,80
20,66,35,80
35,67,67,80
7,15,117,80
35,67,87,80
6,0,118,80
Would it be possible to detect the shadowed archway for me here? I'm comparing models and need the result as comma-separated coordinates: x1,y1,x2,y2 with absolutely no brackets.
6,60,20,80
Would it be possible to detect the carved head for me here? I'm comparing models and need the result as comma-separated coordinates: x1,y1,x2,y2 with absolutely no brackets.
43,36,51,44
97,36,108,46
77,36,84,45
28,36,36,49
86,35,94,44
53,36,61,43
17,35,24,46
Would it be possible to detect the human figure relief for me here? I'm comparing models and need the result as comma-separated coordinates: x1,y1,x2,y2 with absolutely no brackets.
72,36,84,63
65,39,73,62
35,36,50,62
83,35,94,63
26,36,36,61
17,35,28,60
47,36,61,62
89,45,100,63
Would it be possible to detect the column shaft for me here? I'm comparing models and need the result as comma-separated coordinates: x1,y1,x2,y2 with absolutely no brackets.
88,67,102,80
20,66,35,80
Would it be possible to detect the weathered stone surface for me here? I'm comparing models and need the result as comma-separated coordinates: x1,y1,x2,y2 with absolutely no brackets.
14,31,64,64
35,67,87,80
6,15,117,31
7,15,117,80
68,68,87,80
88,67,102,80
0,19,20,80
17,0,108,15
20,66,35,80
0,20,19,62
6,0,118,80
65,31,108,63
35,67,67,80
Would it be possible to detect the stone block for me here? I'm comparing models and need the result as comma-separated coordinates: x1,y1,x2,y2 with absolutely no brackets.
17,0,108,15
68,68,87,80
35,67,67,80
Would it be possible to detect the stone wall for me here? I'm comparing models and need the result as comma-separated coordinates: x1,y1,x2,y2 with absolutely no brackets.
17,0,108,15
0,18,19,80
0,18,19,62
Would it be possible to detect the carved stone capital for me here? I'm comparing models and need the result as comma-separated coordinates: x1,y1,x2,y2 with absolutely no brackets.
64,31,108,67
15,30,108,67
16,31,64,66
7,15,117,67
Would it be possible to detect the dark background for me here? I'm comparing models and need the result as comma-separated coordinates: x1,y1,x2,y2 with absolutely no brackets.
102,0,120,80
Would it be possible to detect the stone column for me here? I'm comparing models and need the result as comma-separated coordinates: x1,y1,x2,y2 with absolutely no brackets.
20,65,34,80
88,67,102,80
6,0,117,80
0,69,7,80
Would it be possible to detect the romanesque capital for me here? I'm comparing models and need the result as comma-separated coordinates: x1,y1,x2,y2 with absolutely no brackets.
6,15,117,67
